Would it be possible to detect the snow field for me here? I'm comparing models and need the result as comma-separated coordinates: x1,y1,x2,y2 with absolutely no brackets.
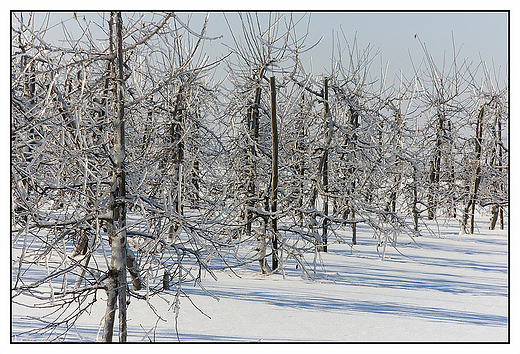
12,214,508,343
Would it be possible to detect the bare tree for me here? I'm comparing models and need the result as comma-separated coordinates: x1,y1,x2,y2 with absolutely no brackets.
221,12,322,273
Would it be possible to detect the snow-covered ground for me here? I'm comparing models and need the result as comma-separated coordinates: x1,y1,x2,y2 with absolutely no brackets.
12,214,509,343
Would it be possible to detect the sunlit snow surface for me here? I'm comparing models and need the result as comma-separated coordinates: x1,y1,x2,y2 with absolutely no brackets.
12,215,508,342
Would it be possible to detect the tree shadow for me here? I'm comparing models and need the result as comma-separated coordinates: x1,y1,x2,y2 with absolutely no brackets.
200,286,507,328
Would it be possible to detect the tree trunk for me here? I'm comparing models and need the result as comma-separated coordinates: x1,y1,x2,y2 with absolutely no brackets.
350,209,357,245
446,120,457,218
321,78,329,252
463,106,485,234
428,112,443,220
102,264,118,342
411,165,419,235
171,84,184,231
246,81,262,237
499,206,504,230
102,12,128,342
489,204,499,230
296,94,306,225
297,123,305,225
191,159,200,207
388,111,401,214
349,105,358,245
497,115,504,230
489,107,504,230
245,76,265,272
270,76,279,271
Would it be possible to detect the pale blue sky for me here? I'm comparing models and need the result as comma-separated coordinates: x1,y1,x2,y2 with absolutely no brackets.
200,11,508,85
13,11,508,86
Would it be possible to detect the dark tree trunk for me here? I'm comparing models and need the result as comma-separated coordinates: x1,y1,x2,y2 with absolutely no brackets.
244,76,267,273
270,76,279,271
490,204,499,230
489,107,505,230
321,78,329,252
348,105,359,245
411,165,420,235
463,106,485,234
171,85,184,216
